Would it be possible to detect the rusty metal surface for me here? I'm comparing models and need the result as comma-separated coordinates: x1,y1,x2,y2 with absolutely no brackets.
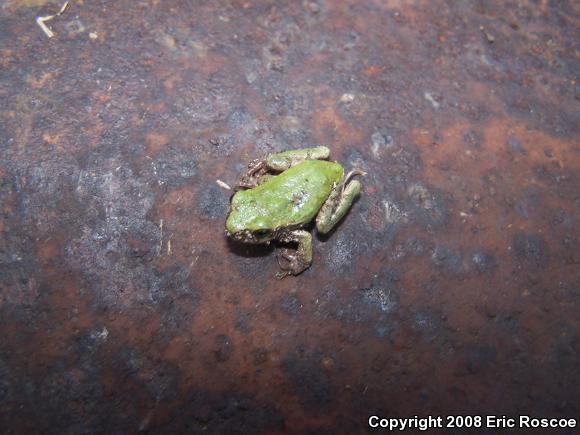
1,0,579,433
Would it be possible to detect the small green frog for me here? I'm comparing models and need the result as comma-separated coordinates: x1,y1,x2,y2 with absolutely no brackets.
225,146,364,278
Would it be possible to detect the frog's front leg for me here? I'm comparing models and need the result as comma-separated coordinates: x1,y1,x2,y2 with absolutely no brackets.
275,230,312,279
266,146,330,171
316,170,365,234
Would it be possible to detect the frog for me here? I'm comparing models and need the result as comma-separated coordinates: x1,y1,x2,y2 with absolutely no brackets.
225,146,365,278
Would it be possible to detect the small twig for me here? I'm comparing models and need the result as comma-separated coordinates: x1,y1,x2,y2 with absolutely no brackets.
36,1,70,39
158,219,163,255
216,179,231,190
57,1,71,15
188,247,199,269
36,16,55,38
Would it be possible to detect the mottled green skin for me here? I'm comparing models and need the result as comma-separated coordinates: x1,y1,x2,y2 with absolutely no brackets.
226,160,344,234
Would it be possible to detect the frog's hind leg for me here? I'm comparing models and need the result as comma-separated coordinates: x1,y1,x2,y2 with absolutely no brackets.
275,230,312,279
236,146,330,189
234,159,273,190
266,146,330,171
316,170,366,234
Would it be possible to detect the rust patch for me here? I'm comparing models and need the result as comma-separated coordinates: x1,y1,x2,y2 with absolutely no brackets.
145,131,170,154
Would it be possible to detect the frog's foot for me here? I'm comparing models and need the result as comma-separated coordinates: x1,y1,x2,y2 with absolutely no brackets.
316,170,366,234
275,250,309,279
266,146,330,171
234,159,269,190
274,230,312,278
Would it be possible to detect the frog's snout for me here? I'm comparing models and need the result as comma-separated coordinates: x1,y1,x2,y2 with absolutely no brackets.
226,230,239,240
226,230,247,242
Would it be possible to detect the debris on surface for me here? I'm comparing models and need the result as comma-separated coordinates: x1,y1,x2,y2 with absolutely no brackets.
35,0,69,38
480,25,495,44
424,91,441,109
216,179,232,190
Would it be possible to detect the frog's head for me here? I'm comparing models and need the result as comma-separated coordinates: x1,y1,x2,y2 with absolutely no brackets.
225,193,276,244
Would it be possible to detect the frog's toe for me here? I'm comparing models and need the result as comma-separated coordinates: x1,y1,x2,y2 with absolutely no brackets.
289,258,310,276
276,249,295,272
276,250,309,276
278,248,296,262
275,270,291,279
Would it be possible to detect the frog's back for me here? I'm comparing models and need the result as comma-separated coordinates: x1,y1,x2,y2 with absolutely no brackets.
228,160,344,231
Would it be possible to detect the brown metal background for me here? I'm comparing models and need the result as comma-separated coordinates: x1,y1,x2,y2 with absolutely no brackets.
1,0,579,433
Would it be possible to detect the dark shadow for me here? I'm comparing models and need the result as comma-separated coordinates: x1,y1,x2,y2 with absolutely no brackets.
226,237,275,258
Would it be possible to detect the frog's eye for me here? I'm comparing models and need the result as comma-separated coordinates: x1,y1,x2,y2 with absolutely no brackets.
255,230,269,238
